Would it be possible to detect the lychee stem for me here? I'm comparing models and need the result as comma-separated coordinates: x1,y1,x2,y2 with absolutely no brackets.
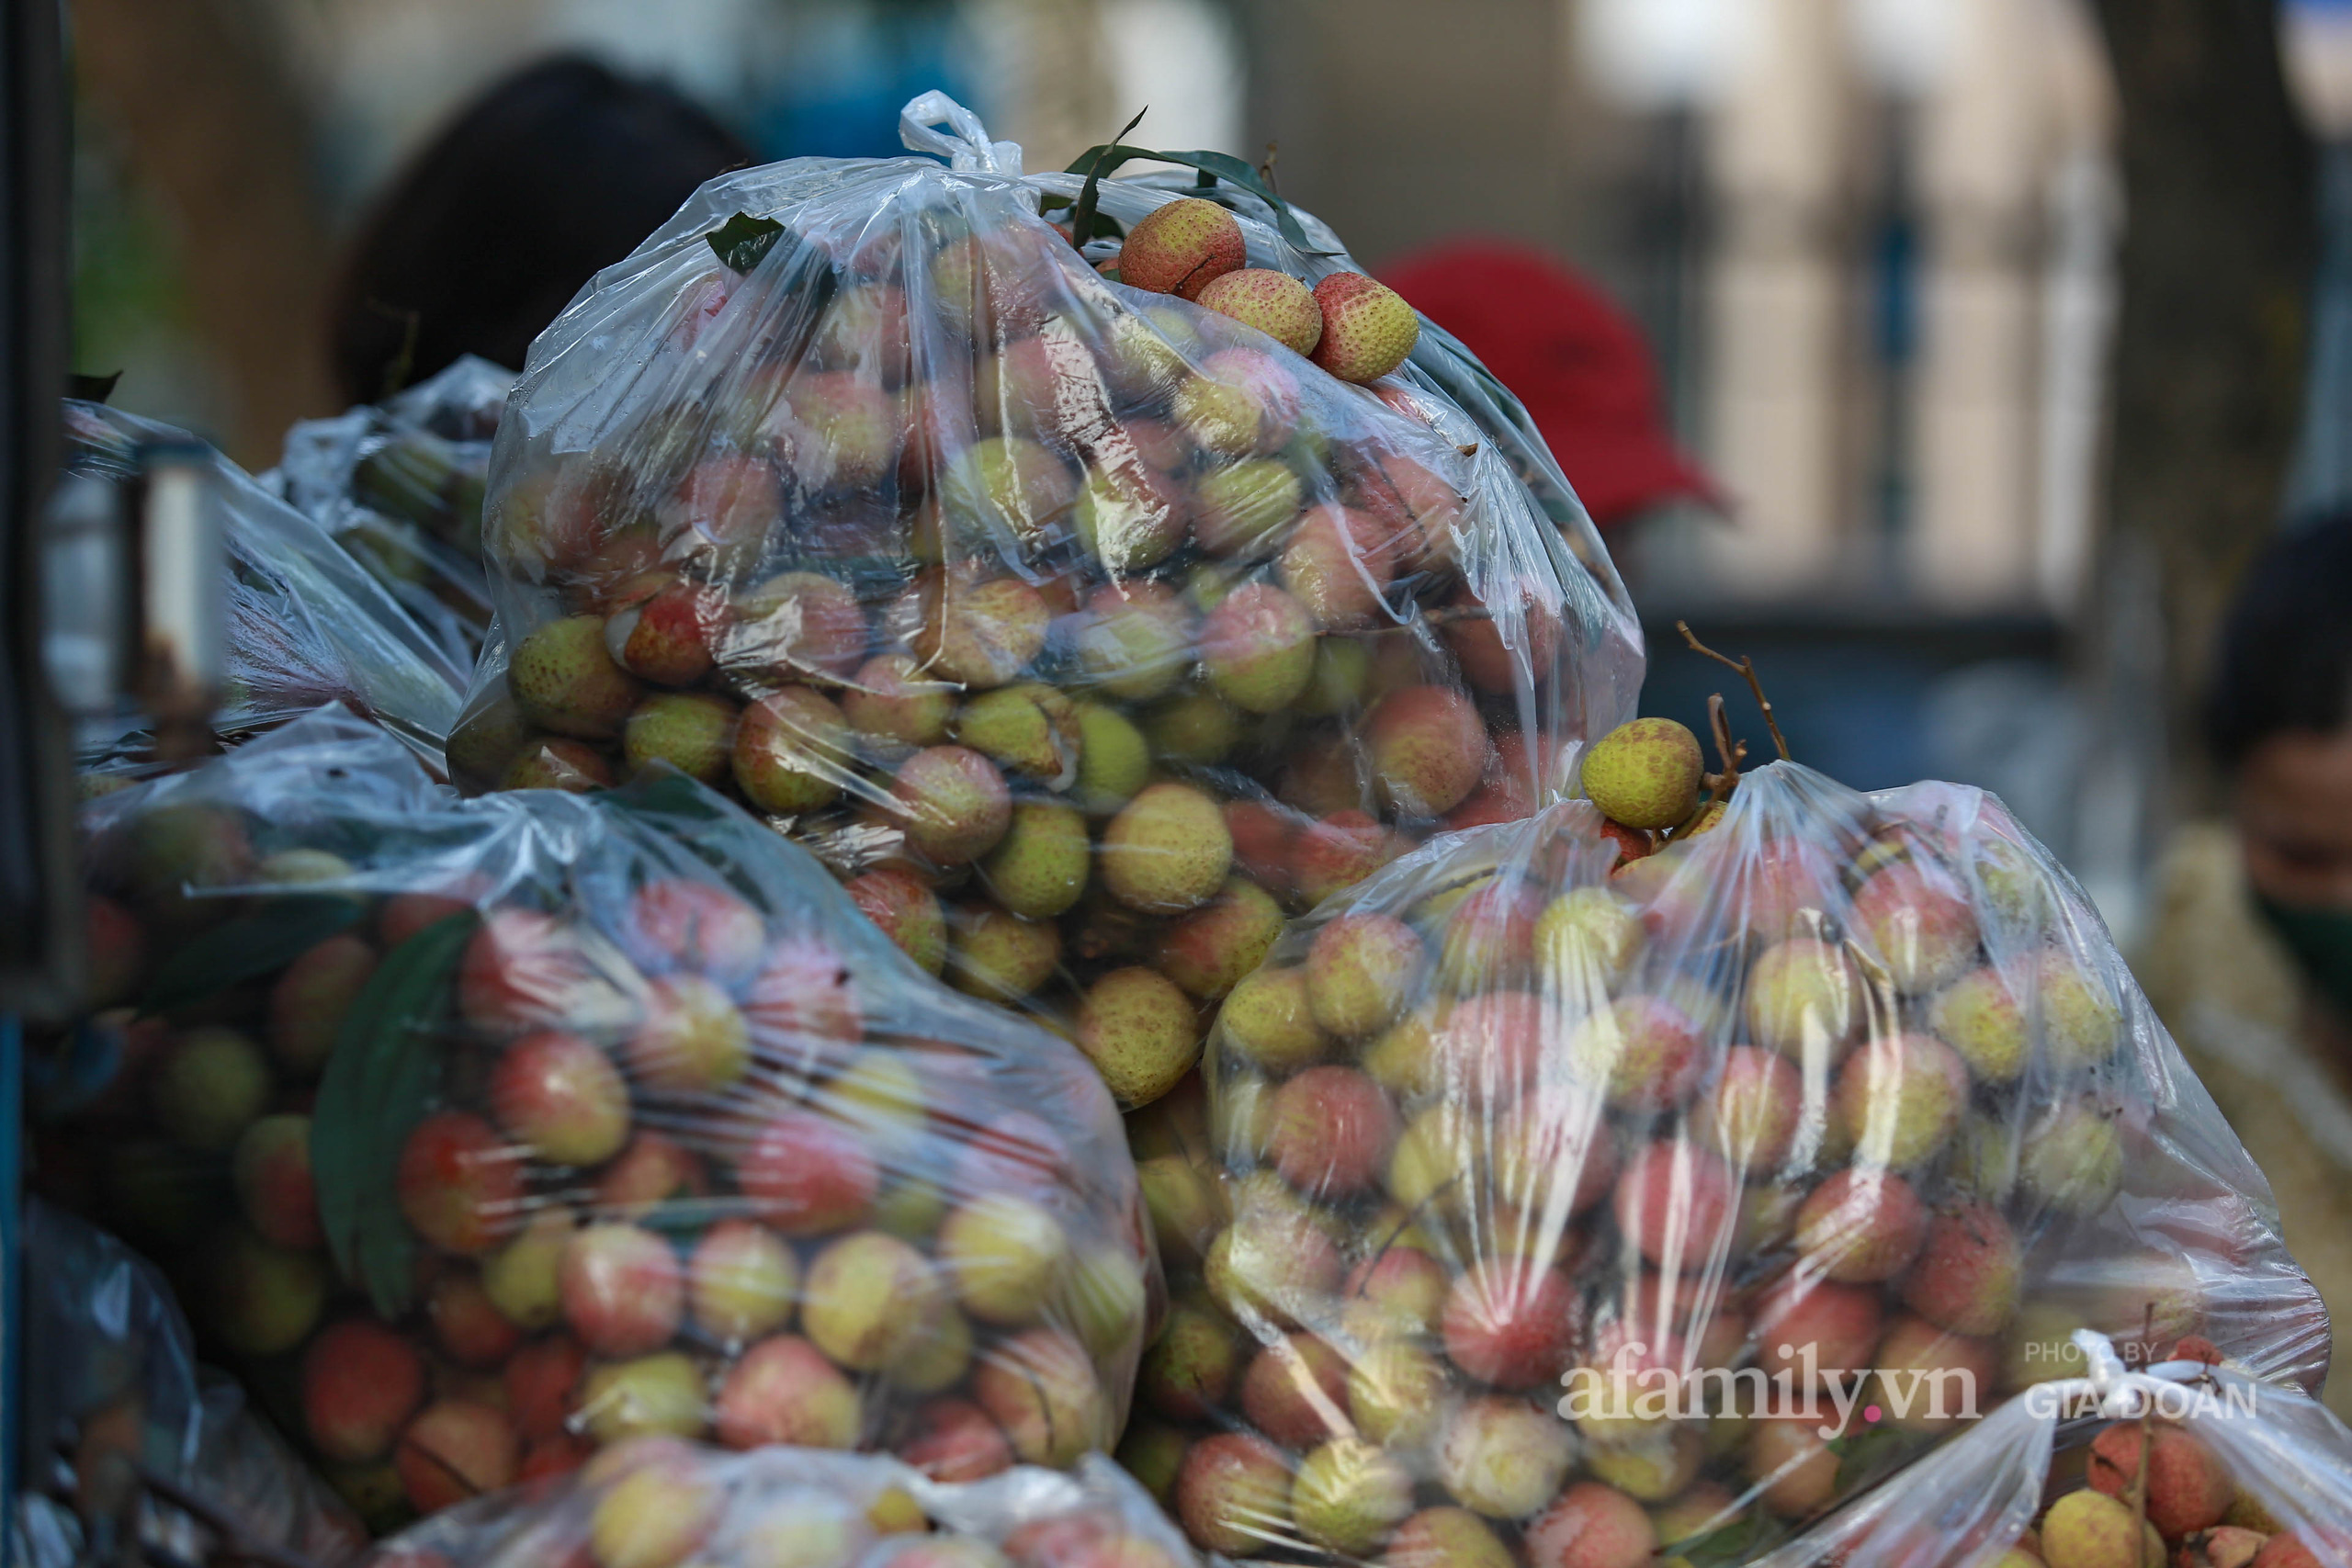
1677,621,1792,761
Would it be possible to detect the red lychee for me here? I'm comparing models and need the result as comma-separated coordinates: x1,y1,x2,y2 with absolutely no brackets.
397,1111,526,1255
1793,1167,1929,1283
1440,1258,1584,1390
738,1111,878,1235
301,1320,425,1462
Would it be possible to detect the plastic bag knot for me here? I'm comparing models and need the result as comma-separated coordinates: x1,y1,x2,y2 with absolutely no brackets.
899,91,1023,176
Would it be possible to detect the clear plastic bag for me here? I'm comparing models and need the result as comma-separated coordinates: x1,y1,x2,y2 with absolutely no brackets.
269,355,512,664
365,1447,1201,1568
63,401,471,768
1148,758,2325,1563
39,704,1154,1534
1745,1341,2352,1568
444,93,1643,1108
13,1199,364,1568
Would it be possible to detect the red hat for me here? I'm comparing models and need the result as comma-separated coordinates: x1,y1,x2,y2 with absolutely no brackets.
1378,240,1721,527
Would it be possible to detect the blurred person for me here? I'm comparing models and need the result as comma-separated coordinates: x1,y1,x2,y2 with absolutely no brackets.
1379,240,1719,529
2141,513,2352,1416
328,55,753,404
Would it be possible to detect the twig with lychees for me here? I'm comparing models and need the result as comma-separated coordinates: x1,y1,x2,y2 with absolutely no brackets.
1678,621,1791,761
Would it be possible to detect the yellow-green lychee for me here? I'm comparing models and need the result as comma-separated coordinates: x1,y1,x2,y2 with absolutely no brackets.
1118,197,1246,299
1193,459,1304,557
1310,273,1420,384
980,801,1090,919
954,682,1080,782
1101,782,1233,913
1291,1437,1415,1556
1070,703,1149,814
1146,690,1242,765
1221,966,1327,1072
1201,581,1317,714
1076,965,1199,1107
1580,717,1704,829
947,904,1060,998
1154,876,1285,999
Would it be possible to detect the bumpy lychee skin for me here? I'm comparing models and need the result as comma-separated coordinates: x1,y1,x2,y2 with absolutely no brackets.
1220,965,1328,1073
621,692,735,784
1201,582,1317,713
1611,1141,1739,1270
1523,1482,1658,1568
1580,718,1703,829
1281,502,1400,631
1102,782,1234,912
1310,273,1420,383
1831,1032,1969,1168
1239,1333,1351,1448
2087,1422,2234,1540
1929,965,2030,1083
1194,458,1306,558
2041,1489,2146,1568
981,801,1090,919
1197,267,1324,355
1121,197,1248,299
1366,685,1492,818
890,745,1013,866
605,578,721,687
1177,1431,1294,1555
1387,1508,1514,1568
845,652,956,749
1176,349,1303,459
302,1319,425,1462
1794,1166,1929,1282
1566,995,1703,1113
1142,1301,1244,1420
1077,965,1198,1107
1268,1066,1399,1197
1305,913,1424,1039
1155,877,1285,999
511,615,643,739
733,686,854,814
1692,1044,1805,1171
1292,1437,1416,1556
489,1030,630,1167
1890,1202,2018,1345
1441,1258,1581,1391
1851,860,1982,994
802,1229,942,1371
1436,1397,1577,1520
846,868,947,976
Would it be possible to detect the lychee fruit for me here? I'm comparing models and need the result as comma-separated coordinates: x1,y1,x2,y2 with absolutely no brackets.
1566,995,1703,1113
1385,1508,1513,1568
1142,1300,1243,1420
1523,1482,1658,1568
266,933,379,1073
936,1191,1069,1325
396,1110,525,1255
1794,1166,1929,1282
1220,965,1328,1073
1580,718,1702,829
890,745,1013,866
948,904,1061,999
1155,877,1285,999
954,682,1081,782
1072,458,1188,573
489,1029,630,1167
898,1397,1013,1483
301,1320,425,1462
1366,685,1492,818
1193,457,1305,557
2031,948,2125,1070
511,615,642,740
1072,702,1151,814
232,1113,321,1248
1929,965,2030,1083
394,1399,516,1514
802,1229,943,1371
847,868,947,975
1434,1397,1576,1519
1237,1332,1351,1448
605,577,722,687
1200,581,1317,714
624,973,752,1095
738,1110,879,1235
1440,1258,1582,1390
1746,1417,1838,1517
845,652,956,749
1076,964,1198,1107
1102,782,1233,913
981,801,1090,919
2087,1422,2233,1540
1305,913,1423,1039
1611,1142,1739,1271
1901,1201,2022,1337
1744,937,1860,1063
152,1026,270,1152
732,686,854,814
1120,197,1247,299
1280,502,1400,630
1851,860,1981,994
970,1326,1105,1467
1291,1437,1416,1556
1175,349,1302,459
729,569,870,683
1268,1066,1399,1197
1831,1032,1968,1168
1175,1431,1294,1555
2018,1100,2125,1215
903,572,1050,689
1870,1314,1997,1430
1347,1337,1452,1449
713,1334,861,1450
1751,1275,1884,1387
688,1218,797,1346
560,1221,684,1358
1310,273,1420,383
2041,1489,2152,1568
1692,1045,1805,1172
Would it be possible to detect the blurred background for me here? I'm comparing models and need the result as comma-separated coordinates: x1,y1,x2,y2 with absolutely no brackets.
62,0,2349,940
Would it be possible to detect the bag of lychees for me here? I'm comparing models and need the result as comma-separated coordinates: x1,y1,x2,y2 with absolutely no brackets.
1141,712,2325,1564
363,1446,1204,1568
268,355,512,664
444,91,1643,1112
38,705,1155,1534
62,400,470,770
1736,1338,2352,1568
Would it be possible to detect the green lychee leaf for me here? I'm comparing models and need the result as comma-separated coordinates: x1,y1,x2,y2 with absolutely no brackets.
312,908,476,1319
705,211,787,275
1061,141,1340,257
138,896,363,1016
1668,1504,1783,1567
